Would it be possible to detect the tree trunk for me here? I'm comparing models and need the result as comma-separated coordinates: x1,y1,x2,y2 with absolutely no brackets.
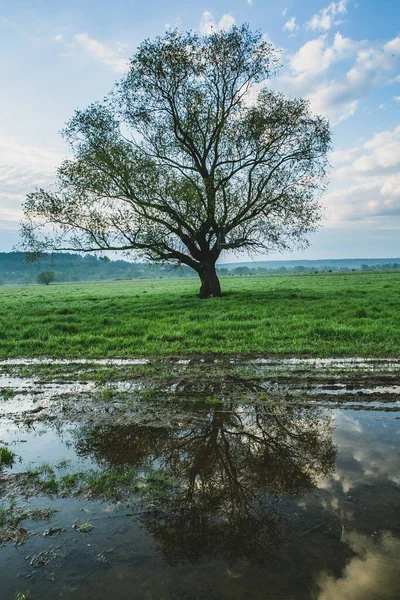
198,262,222,299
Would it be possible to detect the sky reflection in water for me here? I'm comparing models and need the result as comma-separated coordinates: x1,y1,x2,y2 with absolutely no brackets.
0,402,399,599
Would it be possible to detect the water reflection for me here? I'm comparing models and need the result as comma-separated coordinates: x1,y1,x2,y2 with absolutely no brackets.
74,403,336,564
316,531,400,600
2,400,400,599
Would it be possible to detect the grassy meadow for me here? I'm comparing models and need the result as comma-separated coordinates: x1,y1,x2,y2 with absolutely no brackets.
0,272,399,358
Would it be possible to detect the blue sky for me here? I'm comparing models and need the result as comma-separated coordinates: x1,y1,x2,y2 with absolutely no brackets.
1,0,400,260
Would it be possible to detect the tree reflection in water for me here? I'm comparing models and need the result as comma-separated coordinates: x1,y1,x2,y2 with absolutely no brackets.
74,402,336,564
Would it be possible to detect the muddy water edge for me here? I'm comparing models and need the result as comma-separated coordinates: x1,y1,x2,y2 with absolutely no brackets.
0,357,399,600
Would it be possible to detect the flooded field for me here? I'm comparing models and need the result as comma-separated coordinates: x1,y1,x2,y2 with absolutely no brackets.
1,358,399,599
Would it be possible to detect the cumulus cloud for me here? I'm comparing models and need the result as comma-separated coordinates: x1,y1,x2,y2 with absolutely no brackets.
289,33,361,79
336,126,400,177
283,17,298,33
324,125,400,225
316,532,400,600
308,0,348,31
314,410,400,599
317,409,400,499
279,33,400,123
329,147,361,166
198,11,235,35
324,180,400,225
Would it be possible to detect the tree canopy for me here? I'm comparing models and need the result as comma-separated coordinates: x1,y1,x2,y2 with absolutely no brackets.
21,25,331,298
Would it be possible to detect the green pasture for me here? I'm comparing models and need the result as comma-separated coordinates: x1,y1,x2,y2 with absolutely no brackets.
0,272,398,358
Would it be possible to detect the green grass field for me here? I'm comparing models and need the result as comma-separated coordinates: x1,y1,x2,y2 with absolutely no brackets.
0,272,399,358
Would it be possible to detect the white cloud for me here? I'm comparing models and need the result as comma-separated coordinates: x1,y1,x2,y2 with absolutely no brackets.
337,125,400,177
282,8,287,17
316,37,400,121
283,17,298,33
324,125,400,225
329,146,361,165
324,180,400,225
73,33,129,73
247,0,254,5
0,131,66,224
198,11,235,35
54,32,129,73
165,17,181,31
394,96,400,102
279,33,400,123
219,14,235,31
289,33,360,78
308,0,348,31
316,532,400,600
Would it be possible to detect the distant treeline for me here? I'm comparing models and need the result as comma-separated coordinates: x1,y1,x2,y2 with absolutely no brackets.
218,263,400,276
0,252,195,284
0,252,399,285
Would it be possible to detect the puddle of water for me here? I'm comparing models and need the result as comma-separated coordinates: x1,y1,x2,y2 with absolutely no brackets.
0,377,98,417
0,419,95,474
310,384,400,395
258,380,400,399
252,357,400,370
0,378,145,417
0,358,150,366
1,356,399,371
1,396,400,599
316,400,400,411
1,370,399,419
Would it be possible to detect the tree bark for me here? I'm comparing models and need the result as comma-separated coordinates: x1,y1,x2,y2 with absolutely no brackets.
198,262,222,299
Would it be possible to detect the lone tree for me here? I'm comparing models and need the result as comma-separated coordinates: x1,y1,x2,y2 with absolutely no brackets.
37,271,56,285
21,25,330,298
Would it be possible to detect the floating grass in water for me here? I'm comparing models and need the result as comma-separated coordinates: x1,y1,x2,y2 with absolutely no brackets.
0,446,15,467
